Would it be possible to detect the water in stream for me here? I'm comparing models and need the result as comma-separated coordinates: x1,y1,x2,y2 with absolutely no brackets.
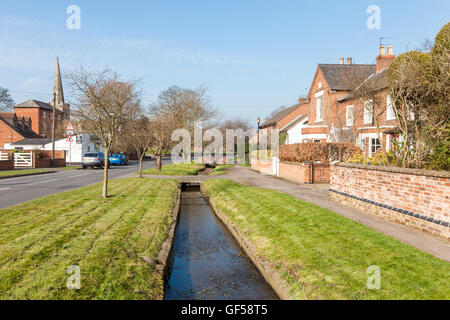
164,187,278,300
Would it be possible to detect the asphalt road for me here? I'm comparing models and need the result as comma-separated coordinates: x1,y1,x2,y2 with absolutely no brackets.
0,158,172,209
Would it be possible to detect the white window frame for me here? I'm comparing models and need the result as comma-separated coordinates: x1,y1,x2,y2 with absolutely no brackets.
364,100,374,125
386,95,396,120
346,105,354,126
369,138,382,157
315,91,324,122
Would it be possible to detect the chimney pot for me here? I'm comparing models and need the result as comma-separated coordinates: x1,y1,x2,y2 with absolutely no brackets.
339,57,344,64
379,45,386,56
347,58,353,64
387,45,394,56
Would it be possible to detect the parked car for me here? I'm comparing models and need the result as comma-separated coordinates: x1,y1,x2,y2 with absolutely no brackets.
81,152,109,169
109,153,128,166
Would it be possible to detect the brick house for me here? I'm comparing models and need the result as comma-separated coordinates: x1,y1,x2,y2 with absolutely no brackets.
0,58,70,148
261,45,399,156
259,98,308,143
0,112,41,148
337,45,398,157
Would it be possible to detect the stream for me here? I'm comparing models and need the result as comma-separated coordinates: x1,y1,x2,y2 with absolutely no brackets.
164,184,278,300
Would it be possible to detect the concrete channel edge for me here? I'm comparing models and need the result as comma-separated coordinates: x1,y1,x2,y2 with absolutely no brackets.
201,184,293,300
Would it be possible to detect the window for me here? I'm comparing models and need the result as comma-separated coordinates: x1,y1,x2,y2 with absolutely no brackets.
346,105,354,126
364,100,374,125
43,111,47,118
386,96,396,120
316,95,324,122
313,139,321,143
50,112,53,119
370,138,382,157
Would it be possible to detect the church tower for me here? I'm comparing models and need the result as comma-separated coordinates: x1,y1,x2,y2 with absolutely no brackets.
52,57,70,120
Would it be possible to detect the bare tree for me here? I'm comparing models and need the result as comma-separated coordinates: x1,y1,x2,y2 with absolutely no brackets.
0,87,15,112
118,115,153,178
148,114,173,171
67,68,141,198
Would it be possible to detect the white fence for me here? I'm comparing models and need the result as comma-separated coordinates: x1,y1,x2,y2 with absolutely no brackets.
14,152,33,168
0,152,9,161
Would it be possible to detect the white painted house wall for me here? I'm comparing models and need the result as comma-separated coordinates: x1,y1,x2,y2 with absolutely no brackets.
4,134,101,163
282,117,309,145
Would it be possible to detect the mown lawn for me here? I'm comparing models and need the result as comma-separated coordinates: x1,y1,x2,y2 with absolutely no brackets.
208,164,233,176
142,163,205,176
0,178,179,300
203,179,450,300
0,169,52,178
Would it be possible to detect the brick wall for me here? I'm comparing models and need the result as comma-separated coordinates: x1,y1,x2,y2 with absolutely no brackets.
0,153,14,170
251,158,273,176
252,158,330,184
330,163,450,240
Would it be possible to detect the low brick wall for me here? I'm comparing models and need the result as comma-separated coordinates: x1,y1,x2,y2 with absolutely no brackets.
0,153,14,171
251,158,273,175
33,151,66,168
329,163,450,240
279,161,306,184
252,158,330,184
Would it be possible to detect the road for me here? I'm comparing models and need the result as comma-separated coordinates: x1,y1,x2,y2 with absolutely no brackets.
0,159,171,209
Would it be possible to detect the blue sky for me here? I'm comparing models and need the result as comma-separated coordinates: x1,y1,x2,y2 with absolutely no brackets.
0,0,448,123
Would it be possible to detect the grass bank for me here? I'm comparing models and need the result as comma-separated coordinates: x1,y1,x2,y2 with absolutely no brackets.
0,169,52,179
142,163,205,176
0,178,179,300
208,164,233,176
202,179,450,300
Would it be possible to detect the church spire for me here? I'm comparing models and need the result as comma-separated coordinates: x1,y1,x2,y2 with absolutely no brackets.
52,57,65,107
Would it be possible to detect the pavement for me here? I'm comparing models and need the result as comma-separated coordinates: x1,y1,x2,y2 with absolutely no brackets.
143,165,450,262
0,158,171,209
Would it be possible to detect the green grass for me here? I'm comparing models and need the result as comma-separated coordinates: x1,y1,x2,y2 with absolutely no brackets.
56,166,80,170
203,179,450,300
0,178,179,300
142,163,205,176
0,169,52,178
208,164,233,176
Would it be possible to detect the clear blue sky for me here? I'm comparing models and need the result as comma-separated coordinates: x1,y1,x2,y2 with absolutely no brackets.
1,0,448,123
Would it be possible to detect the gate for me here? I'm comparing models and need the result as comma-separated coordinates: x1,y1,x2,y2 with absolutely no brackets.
0,152,9,161
14,152,33,168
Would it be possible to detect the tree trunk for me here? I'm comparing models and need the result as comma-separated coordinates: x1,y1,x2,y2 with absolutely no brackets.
102,148,109,199
139,153,144,178
156,154,162,171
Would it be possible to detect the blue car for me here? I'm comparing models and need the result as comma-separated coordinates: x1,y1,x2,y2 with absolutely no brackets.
109,153,128,166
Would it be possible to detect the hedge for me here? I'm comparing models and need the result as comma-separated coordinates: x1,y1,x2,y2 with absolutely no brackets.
279,143,361,163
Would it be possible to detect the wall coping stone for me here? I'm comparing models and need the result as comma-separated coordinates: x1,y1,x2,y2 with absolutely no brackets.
334,162,450,179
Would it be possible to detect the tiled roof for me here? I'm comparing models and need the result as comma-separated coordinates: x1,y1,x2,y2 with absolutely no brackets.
318,64,376,91
11,138,51,146
338,69,388,102
0,116,41,139
261,104,299,128
15,99,53,111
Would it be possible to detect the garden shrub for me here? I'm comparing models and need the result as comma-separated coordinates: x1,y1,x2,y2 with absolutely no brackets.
279,143,361,163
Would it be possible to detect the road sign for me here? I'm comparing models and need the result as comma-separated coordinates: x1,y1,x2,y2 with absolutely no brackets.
66,122,75,131
66,135,74,143
66,122,75,136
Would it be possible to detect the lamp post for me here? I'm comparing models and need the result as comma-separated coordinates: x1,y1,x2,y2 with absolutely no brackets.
256,117,260,159
51,92,56,168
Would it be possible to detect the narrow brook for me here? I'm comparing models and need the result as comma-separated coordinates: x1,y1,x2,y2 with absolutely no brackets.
164,183,279,300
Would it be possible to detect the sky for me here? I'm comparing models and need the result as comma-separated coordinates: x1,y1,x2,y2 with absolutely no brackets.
0,0,448,124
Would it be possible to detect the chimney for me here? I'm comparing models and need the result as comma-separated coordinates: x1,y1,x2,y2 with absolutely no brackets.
299,98,307,105
347,58,353,64
376,45,395,72
387,45,394,56
339,57,344,64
